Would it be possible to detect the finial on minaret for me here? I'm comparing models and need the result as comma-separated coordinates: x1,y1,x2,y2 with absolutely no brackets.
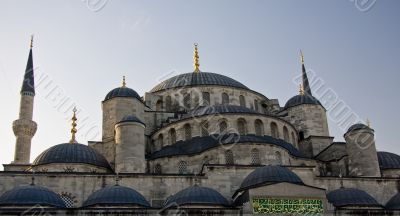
69,107,78,144
30,35,34,49
300,50,304,64
193,43,201,73
31,170,36,186
122,76,126,87
299,84,305,95
115,172,120,186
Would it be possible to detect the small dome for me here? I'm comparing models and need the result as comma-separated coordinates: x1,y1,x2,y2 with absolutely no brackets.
165,186,230,207
377,152,400,170
117,115,145,126
284,94,322,109
33,143,112,170
0,185,65,208
239,165,303,191
104,87,141,101
150,72,249,93
386,193,400,210
83,185,150,207
327,188,381,208
346,123,372,134
184,104,258,118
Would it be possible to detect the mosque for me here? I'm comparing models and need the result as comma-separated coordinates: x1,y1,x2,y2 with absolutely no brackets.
0,38,399,215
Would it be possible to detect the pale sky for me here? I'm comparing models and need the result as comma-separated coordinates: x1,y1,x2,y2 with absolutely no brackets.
0,1,399,169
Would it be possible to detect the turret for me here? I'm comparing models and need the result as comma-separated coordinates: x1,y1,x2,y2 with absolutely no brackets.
115,115,146,173
344,123,381,177
12,36,37,164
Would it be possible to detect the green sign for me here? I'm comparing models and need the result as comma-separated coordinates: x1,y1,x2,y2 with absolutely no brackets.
252,198,324,214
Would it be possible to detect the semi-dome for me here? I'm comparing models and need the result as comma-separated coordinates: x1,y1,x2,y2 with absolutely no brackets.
239,165,304,191
117,115,145,126
32,143,112,170
83,185,150,207
184,104,258,119
386,193,400,210
165,185,230,207
150,72,249,93
327,188,381,208
346,123,372,134
284,94,322,110
377,152,400,170
104,86,141,101
0,185,65,208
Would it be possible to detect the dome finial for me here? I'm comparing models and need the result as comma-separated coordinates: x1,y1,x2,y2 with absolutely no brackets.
193,43,201,73
69,107,78,144
122,76,126,87
299,84,305,95
366,118,371,128
31,170,35,186
30,35,34,49
115,172,120,186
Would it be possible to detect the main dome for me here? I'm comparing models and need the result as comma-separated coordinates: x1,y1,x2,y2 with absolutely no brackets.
150,72,249,92
32,143,112,170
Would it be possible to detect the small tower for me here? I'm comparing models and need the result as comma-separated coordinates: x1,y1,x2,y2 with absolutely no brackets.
12,36,37,164
114,115,146,173
344,123,381,177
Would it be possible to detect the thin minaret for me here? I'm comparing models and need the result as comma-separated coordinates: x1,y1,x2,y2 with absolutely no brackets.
12,36,38,164
300,50,312,96
193,43,201,73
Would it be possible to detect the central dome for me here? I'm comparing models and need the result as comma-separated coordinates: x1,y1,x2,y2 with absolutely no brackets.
150,72,249,92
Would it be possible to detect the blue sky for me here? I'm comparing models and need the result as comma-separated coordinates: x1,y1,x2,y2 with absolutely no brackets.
0,1,399,167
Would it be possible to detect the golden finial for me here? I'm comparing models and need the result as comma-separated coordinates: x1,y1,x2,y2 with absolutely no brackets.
299,84,305,95
193,43,200,73
69,107,78,144
122,76,126,87
366,118,371,128
30,35,34,49
300,50,304,64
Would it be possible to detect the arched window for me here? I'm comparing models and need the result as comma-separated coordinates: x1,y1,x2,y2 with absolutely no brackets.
157,134,164,149
251,149,261,165
202,92,210,106
239,95,246,107
178,161,188,174
156,99,163,111
154,164,162,174
169,128,176,144
219,121,228,135
237,118,247,135
183,93,191,109
283,126,289,142
299,131,305,140
225,150,234,165
222,93,229,105
184,124,192,140
165,96,172,111
254,119,264,136
254,99,259,112
291,132,297,146
274,151,282,165
270,122,279,138
201,121,209,136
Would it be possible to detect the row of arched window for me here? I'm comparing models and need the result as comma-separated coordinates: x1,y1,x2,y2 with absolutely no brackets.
153,119,298,151
152,149,283,174
155,92,262,111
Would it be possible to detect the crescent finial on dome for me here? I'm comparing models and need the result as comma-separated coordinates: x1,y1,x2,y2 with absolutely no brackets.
193,43,201,73
69,107,78,144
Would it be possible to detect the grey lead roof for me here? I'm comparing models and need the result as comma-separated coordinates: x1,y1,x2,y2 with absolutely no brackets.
0,185,65,208
150,72,249,92
284,94,322,110
238,165,304,192
386,193,400,210
327,188,381,208
377,151,400,170
104,87,141,101
32,143,112,170
83,185,150,207
21,48,35,94
165,186,230,207
147,134,304,160
117,115,146,126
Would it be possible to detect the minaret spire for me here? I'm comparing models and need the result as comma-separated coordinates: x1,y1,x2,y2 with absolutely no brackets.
12,36,37,164
193,43,201,73
69,107,78,144
300,50,312,96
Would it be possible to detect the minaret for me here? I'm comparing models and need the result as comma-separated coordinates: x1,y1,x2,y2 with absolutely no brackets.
300,50,312,96
12,36,37,164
